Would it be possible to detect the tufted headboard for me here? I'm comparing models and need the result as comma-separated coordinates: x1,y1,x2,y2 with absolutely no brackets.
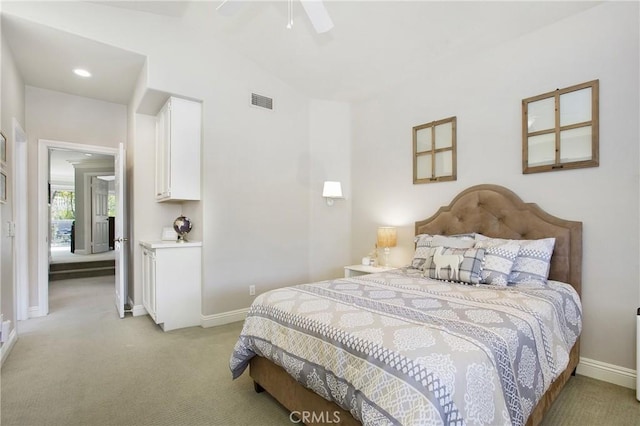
415,184,582,295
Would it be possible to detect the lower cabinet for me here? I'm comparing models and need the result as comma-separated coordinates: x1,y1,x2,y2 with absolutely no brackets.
140,241,202,331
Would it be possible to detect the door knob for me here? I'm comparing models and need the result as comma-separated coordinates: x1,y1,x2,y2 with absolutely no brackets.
115,237,129,243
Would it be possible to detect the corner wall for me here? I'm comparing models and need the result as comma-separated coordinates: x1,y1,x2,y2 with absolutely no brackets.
351,2,640,371
25,87,126,309
0,15,25,360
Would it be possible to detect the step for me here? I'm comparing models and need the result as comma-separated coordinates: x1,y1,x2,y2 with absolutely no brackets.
49,268,116,281
49,267,115,281
49,259,115,281
49,260,115,273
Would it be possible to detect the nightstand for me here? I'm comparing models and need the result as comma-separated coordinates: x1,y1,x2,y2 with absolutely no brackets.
344,264,394,278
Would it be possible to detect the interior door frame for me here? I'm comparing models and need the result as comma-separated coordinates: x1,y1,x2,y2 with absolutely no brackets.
36,139,119,317
13,119,29,321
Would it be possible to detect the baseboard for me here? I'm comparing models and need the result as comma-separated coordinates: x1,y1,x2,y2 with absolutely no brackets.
577,357,637,389
28,305,46,318
127,297,148,317
1,328,18,366
201,307,249,328
131,304,147,317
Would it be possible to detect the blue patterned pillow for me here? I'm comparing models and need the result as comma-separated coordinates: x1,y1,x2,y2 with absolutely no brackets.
475,235,555,284
422,246,486,284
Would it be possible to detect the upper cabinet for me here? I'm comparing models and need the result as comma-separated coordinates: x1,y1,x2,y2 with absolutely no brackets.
155,97,202,201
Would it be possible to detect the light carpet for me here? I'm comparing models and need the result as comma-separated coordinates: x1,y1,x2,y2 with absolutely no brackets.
1,276,638,425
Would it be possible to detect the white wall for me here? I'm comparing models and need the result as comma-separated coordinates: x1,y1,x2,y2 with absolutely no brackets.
8,1,636,381
120,4,352,314
4,2,352,315
351,2,640,370
0,22,25,352
308,100,352,281
25,87,127,307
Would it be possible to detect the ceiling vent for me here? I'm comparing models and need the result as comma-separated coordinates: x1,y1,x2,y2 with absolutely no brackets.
251,93,273,110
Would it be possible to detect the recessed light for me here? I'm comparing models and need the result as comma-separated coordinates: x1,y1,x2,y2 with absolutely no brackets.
84,153,93,157
73,68,92,78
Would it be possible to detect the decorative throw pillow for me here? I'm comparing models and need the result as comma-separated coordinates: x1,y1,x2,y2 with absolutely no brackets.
473,241,521,286
422,246,486,284
475,235,555,284
411,234,475,270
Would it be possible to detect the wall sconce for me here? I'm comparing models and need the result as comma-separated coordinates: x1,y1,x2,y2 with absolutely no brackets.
322,181,343,206
377,226,397,267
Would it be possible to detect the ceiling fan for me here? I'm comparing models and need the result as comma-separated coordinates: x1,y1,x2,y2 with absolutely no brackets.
216,0,334,34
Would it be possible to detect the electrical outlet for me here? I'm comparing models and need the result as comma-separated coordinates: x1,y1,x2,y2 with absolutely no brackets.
249,285,256,296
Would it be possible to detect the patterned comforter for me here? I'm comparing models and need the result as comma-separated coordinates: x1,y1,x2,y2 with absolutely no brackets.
230,267,582,426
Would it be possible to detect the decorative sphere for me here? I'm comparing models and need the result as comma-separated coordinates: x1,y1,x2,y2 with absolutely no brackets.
173,215,192,237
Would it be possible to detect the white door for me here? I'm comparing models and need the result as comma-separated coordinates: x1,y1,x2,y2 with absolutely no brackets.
91,177,110,254
114,143,127,318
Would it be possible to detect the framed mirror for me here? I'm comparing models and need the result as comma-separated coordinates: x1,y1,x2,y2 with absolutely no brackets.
413,116,457,184
522,80,599,174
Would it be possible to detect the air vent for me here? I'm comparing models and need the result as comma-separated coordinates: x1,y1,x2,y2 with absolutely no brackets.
251,93,273,110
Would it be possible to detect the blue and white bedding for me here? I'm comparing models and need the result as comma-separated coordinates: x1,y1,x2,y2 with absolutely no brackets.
230,267,582,426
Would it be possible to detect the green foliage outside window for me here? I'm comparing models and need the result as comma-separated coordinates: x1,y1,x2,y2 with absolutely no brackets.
108,194,116,217
51,190,75,220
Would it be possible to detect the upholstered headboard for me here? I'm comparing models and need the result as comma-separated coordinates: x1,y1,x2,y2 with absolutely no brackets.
415,184,582,295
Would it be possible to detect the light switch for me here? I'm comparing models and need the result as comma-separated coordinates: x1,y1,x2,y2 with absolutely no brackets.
6,221,15,237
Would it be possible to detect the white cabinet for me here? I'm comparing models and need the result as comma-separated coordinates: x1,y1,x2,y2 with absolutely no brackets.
155,97,202,202
140,241,202,331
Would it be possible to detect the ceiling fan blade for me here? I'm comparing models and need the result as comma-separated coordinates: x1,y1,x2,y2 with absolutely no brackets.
216,0,245,17
299,0,334,34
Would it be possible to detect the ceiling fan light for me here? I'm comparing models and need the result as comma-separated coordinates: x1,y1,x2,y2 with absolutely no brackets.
73,68,92,78
299,0,334,34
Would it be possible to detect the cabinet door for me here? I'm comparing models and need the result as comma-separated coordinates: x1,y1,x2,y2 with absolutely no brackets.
168,98,201,200
141,248,157,321
155,101,171,200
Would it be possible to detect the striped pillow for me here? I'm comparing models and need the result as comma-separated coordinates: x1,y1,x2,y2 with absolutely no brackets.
475,235,555,284
474,241,521,286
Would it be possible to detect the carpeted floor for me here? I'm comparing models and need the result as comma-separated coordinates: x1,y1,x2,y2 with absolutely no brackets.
1,276,638,425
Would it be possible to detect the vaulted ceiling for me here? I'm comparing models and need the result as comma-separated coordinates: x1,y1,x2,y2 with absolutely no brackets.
2,1,602,105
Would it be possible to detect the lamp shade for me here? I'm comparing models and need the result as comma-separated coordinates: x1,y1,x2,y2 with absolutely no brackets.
322,181,343,198
377,227,397,248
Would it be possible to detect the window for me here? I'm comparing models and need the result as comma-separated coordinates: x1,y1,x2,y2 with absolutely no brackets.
50,190,75,247
522,80,599,174
413,116,457,184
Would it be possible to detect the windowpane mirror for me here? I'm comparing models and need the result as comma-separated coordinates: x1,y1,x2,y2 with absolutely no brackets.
527,97,555,132
416,154,433,180
528,133,556,167
413,116,456,184
522,80,599,174
415,127,432,153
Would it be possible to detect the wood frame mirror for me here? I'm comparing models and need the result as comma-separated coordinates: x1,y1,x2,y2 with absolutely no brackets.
413,116,457,184
522,80,599,174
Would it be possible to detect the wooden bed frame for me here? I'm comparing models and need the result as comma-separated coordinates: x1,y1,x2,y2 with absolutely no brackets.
249,184,583,426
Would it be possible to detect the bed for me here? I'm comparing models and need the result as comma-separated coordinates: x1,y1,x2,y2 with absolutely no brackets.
230,184,582,425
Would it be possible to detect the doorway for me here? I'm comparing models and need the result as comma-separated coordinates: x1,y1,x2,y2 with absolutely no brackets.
35,140,127,318
48,148,116,281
